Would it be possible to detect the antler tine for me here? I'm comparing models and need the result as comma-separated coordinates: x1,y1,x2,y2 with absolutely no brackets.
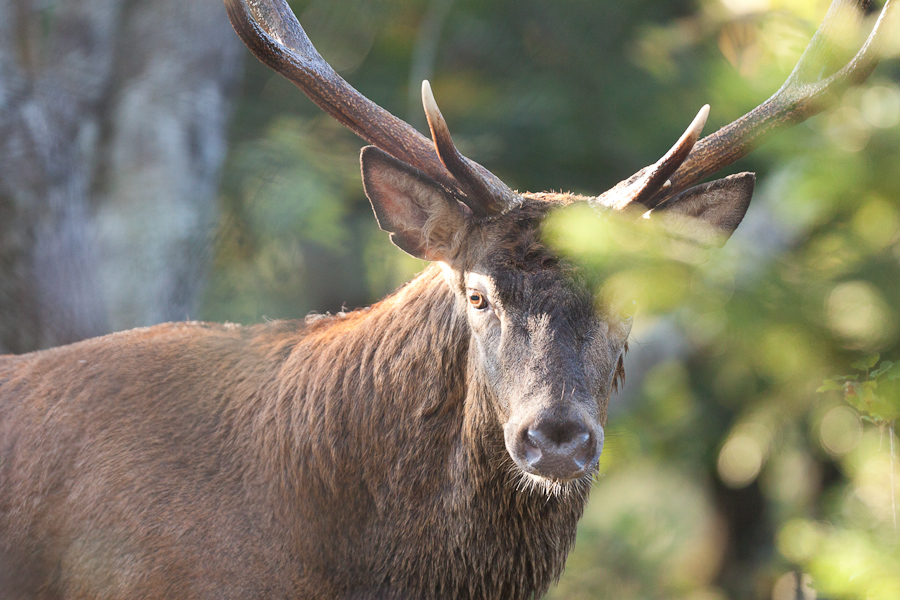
223,0,518,216
592,105,709,211
422,81,518,217
642,0,896,209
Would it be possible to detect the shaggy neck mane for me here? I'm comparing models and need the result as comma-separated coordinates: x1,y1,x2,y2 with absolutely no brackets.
245,264,587,599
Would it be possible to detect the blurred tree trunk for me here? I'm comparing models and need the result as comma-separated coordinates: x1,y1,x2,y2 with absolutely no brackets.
0,0,242,354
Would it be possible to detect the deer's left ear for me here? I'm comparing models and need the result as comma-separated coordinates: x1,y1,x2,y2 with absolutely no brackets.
649,172,755,246
361,146,468,263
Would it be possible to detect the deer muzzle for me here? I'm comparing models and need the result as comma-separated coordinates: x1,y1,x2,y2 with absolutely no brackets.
507,411,603,482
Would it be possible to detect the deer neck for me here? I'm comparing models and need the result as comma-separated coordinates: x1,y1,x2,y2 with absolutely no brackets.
264,265,585,598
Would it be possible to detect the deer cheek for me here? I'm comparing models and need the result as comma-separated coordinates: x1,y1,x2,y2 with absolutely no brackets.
468,311,502,366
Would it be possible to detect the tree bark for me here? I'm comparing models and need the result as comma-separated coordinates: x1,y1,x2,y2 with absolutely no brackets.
0,0,242,353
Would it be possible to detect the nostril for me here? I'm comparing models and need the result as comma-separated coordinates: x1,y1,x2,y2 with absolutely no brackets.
570,431,592,469
522,429,543,466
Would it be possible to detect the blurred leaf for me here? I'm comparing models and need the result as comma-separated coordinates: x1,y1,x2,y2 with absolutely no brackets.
871,360,895,379
817,379,844,393
852,353,881,371
844,380,900,422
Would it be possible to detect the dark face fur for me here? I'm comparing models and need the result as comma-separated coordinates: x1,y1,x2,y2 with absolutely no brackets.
441,210,629,490
362,146,633,491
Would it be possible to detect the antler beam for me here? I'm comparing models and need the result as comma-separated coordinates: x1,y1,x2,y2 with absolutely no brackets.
597,0,895,212
648,0,895,208
223,0,517,216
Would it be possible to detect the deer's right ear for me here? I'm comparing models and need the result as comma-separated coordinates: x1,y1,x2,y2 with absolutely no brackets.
361,146,468,262
649,172,755,246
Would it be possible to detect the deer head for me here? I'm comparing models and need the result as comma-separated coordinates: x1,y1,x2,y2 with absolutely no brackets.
224,0,895,486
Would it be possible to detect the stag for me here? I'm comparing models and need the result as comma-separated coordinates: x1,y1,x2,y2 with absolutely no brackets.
0,0,894,598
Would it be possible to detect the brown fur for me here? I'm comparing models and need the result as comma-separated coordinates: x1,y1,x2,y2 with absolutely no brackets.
0,247,594,599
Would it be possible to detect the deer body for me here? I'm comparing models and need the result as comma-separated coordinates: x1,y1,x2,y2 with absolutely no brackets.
0,260,589,599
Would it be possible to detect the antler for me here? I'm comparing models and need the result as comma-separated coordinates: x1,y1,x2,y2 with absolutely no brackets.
598,0,896,212
593,105,710,210
223,0,517,217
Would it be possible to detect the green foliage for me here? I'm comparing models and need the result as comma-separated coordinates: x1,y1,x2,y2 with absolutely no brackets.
820,354,900,422
788,353,900,600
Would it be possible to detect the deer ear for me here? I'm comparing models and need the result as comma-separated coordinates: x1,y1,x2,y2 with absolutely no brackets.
361,146,467,262
650,172,755,246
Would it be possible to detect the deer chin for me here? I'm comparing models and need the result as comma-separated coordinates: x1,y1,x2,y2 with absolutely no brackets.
513,465,597,498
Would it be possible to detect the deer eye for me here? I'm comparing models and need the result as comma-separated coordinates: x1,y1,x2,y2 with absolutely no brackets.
468,290,488,310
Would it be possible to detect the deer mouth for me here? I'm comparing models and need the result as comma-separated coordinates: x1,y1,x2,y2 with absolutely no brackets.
515,465,598,498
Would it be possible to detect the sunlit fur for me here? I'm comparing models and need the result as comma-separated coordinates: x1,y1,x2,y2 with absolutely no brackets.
0,200,627,600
